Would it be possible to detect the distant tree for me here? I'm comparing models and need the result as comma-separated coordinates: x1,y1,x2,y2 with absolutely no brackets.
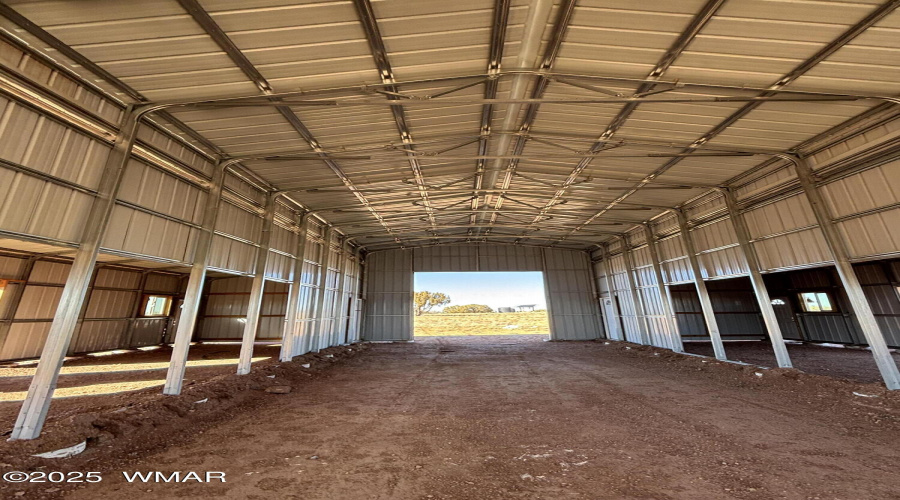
444,304,494,314
414,291,451,316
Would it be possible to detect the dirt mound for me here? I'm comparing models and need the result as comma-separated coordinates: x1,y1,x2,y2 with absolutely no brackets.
0,344,366,499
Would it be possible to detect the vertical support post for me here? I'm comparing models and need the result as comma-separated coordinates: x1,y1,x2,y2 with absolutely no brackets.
69,267,102,355
279,213,309,362
348,247,362,343
586,250,608,339
722,188,792,368
676,210,727,361
794,157,900,389
312,227,334,352
237,192,278,375
644,225,683,353
357,248,368,343
340,242,353,344
331,239,348,346
163,160,228,395
599,244,622,341
621,239,651,345
11,106,142,440
540,247,557,340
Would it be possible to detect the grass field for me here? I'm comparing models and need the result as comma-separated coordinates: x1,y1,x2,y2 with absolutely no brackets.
414,311,550,337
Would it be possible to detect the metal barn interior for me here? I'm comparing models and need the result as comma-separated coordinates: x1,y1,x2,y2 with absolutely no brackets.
0,0,898,443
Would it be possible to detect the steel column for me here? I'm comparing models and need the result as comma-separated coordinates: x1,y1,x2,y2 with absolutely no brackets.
11,106,141,440
586,251,608,340
621,240,651,345
676,210,727,361
163,161,228,395
599,244,622,341
356,248,368,343
351,247,365,344
722,189,793,368
794,157,900,389
539,248,557,340
331,240,348,346
312,227,334,352
279,213,309,362
644,225,683,352
237,192,278,375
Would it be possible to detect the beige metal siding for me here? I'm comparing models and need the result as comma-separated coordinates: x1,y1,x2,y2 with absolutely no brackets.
542,248,602,341
363,249,413,342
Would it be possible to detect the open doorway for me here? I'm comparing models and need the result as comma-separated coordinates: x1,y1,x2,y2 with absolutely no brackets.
413,272,550,338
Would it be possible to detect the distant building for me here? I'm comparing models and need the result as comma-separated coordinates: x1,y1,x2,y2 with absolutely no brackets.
498,307,515,313
516,304,536,312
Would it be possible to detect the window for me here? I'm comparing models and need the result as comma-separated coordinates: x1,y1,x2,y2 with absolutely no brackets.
798,292,835,313
142,295,173,317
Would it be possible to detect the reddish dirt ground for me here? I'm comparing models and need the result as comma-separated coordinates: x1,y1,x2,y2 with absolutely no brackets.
0,343,284,427
1,335,897,499
684,340,900,383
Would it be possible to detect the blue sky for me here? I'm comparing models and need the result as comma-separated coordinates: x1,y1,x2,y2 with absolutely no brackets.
414,272,547,310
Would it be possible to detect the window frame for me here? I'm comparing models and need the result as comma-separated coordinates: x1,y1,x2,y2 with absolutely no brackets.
797,291,837,313
141,294,174,318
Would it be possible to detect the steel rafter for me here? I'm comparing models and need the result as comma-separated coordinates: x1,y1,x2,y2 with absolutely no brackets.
480,0,577,233
0,2,274,195
569,0,900,242
350,0,437,230
532,0,727,224
471,0,512,225
174,0,397,243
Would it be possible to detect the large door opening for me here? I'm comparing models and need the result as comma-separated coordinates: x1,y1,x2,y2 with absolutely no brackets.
413,272,550,338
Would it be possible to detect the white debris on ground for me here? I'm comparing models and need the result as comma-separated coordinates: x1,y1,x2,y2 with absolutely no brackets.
32,441,86,459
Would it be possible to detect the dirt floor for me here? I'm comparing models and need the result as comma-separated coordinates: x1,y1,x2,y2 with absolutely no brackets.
0,343,283,426
1,336,899,499
684,340,900,384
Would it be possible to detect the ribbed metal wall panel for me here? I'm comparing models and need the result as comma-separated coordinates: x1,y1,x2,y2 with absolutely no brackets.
657,235,693,284
480,245,543,271
691,219,747,279
542,248,602,341
197,278,288,340
129,318,168,346
630,245,672,349
0,322,50,360
71,320,127,353
0,254,26,278
363,249,413,341
743,195,832,271
670,279,766,341
28,260,70,284
606,253,642,344
117,159,205,224
136,124,214,178
144,273,180,293
208,234,256,275
411,244,543,272
93,267,141,289
412,245,478,271
14,285,62,319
